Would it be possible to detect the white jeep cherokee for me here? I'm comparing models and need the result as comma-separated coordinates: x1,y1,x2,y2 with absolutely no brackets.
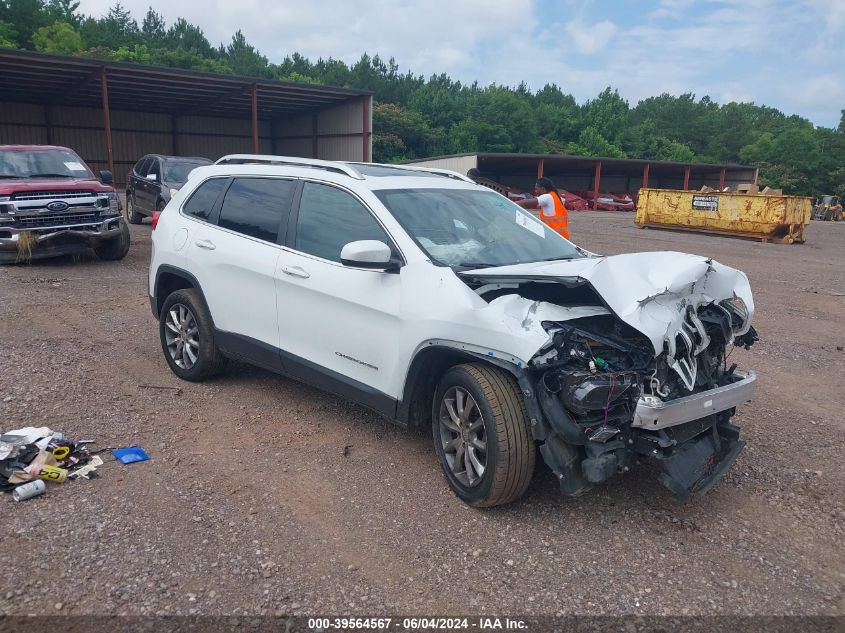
149,155,758,507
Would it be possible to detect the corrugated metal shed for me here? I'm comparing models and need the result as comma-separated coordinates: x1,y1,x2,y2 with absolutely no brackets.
404,153,759,208
0,49,373,186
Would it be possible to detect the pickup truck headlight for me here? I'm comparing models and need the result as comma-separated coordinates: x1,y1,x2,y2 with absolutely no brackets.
107,192,119,213
0,198,13,219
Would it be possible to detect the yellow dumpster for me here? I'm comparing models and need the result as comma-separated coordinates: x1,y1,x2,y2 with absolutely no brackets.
635,188,813,243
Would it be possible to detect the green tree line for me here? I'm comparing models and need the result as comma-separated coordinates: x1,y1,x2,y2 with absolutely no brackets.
1,0,843,196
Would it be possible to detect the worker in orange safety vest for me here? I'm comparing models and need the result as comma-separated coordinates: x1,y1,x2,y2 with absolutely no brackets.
515,177,570,240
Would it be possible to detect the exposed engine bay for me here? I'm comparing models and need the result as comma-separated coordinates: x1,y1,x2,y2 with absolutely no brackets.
461,252,759,501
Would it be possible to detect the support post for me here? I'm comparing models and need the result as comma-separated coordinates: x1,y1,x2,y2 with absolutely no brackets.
592,161,602,210
642,163,650,189
718,167,726,191
683,165,690,190
44,105,53,145
312,113,319,158
100,67,114,175
251,84,259,153
171,114,179,155
537,158,544,179
362,96,370,162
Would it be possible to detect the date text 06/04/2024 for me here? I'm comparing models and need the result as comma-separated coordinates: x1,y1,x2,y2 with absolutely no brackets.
307,617,528,630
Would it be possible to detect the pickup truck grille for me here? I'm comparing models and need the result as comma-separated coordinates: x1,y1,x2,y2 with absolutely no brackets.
11,190,96,201
13,211,100,228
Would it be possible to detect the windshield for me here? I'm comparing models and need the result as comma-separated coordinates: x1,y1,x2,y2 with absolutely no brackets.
0,148,94,179
375,187,581,269
164,160,209,184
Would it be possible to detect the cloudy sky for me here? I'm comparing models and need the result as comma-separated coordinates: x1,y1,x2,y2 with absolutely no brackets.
77,0,845,128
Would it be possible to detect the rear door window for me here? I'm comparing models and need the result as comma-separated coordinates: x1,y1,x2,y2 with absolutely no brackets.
182,178,228,222
148,158,161,179
135,157,151,177
294,182,390,262
217,177,295,243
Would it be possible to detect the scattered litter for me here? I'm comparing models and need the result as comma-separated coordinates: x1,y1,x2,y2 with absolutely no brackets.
342,444,353,457
69,455,103,480
112,446,150,465
1,426,102,499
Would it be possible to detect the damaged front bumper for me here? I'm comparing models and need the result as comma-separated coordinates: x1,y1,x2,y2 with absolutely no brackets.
656,421,745,502
633,371,756,431
0,216,124,263
527,369,756,503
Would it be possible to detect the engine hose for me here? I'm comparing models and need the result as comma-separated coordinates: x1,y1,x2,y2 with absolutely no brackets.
538,384,587,446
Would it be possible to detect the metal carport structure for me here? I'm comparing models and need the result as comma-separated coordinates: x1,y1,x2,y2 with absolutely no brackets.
0,49,372,186
404,153,759,209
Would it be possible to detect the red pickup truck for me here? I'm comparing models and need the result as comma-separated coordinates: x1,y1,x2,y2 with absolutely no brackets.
0,145,129,263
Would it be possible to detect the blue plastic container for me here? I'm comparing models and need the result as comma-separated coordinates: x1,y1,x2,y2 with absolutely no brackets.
112,446,150,464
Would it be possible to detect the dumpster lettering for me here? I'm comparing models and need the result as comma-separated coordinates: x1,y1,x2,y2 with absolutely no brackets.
692,195,719,212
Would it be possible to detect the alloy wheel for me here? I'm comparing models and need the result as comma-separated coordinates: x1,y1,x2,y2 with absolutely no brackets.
164,303,199,369
438,386,487,487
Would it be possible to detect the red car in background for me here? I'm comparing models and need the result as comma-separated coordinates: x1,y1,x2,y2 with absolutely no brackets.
573,190,636,212
0,145,129,263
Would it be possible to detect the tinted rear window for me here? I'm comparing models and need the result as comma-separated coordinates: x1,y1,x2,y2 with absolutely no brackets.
217,177,295,243
183,178,228,221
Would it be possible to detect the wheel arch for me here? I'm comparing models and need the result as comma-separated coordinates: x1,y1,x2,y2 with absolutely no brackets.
397,344,529,432
153,266,210,321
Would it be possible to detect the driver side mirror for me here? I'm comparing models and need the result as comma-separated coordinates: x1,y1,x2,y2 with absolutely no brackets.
340,240,401,272
99,170,113,185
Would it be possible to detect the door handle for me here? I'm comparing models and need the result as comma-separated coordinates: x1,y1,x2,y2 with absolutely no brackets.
194,239,216,250
281,265,310,279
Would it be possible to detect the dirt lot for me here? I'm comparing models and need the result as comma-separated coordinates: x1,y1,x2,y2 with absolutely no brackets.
0,212,843,619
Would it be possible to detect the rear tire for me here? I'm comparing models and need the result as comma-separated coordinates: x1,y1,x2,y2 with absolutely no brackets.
159,288,228,381
433,363,535,507
94,221,130,260
125,195,143,224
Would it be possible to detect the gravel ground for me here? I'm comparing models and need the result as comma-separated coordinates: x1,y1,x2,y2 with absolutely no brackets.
0,212,842,620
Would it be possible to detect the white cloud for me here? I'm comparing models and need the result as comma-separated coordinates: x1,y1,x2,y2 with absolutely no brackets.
783,74,845,109
564,19,619,55
650,0,695,19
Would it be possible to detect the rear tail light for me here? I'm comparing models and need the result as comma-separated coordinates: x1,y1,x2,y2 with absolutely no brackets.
151,211,161,229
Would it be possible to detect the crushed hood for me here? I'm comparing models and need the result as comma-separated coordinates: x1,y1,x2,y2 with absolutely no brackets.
461,251,755,356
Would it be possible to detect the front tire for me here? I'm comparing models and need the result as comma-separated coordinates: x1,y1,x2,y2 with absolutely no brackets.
125,195,143,224
433,363,535,507
159,288,228,382
94,221,130,260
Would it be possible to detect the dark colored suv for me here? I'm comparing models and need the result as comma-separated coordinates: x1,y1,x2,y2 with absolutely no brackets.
125,154,211,223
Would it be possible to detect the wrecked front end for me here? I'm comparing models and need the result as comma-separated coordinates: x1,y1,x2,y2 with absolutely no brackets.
464,252,759,501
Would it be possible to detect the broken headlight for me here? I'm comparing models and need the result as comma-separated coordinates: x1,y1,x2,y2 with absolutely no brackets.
719,296,749,332
554,371,639,416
